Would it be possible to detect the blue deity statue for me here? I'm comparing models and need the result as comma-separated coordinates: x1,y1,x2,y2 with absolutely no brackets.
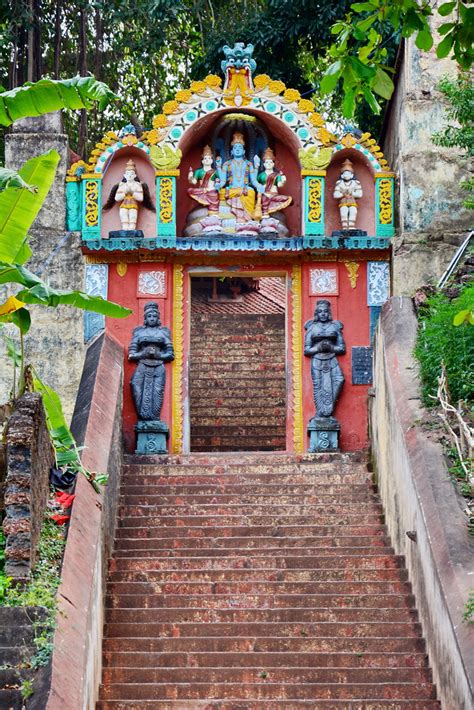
215,132,264,223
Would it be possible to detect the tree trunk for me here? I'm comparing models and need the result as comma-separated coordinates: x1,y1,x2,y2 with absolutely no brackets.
77,5,88,157
53,0,62,79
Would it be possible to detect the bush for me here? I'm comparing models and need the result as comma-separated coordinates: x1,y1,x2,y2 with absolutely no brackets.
414,283,474,407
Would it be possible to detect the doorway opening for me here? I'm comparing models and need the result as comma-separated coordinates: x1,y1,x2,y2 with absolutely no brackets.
189,275,287,452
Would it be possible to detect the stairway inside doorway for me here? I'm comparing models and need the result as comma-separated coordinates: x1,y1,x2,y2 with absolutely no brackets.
189,276,286,452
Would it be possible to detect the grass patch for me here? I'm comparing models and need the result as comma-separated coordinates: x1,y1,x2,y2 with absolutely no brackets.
414,282,474,408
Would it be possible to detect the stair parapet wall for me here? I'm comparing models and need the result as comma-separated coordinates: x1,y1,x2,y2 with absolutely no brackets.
3,392,54,580
46,333,124,710
370,296,474,709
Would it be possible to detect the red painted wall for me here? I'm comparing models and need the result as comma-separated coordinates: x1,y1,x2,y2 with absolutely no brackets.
106,262,173,452
106,256,384,453
301,260,370,451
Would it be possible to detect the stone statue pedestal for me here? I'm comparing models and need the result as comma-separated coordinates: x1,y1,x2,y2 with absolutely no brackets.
109,229,144,239
308,416,340,452
331,229,367,238
135,420,169,455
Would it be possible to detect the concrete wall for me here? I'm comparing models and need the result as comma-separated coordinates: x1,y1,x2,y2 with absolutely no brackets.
1,112,85,422
370,296,474,709
46,333,124,710
382,17,472,295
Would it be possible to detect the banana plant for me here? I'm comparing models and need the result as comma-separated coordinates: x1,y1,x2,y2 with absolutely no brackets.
0,76,130,400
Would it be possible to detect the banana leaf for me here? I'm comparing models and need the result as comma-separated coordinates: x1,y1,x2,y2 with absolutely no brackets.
0,168,37,193
0,150,60,264
0,77,117,126
0,262,131,318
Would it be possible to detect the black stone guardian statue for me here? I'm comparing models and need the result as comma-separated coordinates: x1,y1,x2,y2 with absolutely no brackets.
304,300,345,451
128,301,174,453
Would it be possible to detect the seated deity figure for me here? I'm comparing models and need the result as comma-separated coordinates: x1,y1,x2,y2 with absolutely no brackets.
215,132,263,223
187,145,220,215
103,158,155,232
128,302,174,422
257,147,292,220
304,300,345,420
333,158,363,230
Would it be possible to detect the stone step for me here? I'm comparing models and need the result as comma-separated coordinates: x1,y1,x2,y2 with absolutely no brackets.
118,501,383,517
102,667,432,686
102,634,426,655
188,416,287,428
190,443,287,453
115,512,384,528
0,625,35,646
112,546,394,560
119,489,379,505
114,537,390,554
104,620,423,640
120,472,371,487
190,427,287,439
105,607,418,625
188,399,287,412
123,450,368,466
119,481,377,496
108,568,408,584
0,690,23,709
190,360,286,372
102,650,428,669
98,680,436,701
115,524,386,541
106,580,413,597
106,593,414,610
97,701,440,710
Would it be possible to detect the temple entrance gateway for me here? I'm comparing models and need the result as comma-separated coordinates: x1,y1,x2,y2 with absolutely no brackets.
189,275,287,451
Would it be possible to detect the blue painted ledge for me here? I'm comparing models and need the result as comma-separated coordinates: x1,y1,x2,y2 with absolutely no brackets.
82,235,391,252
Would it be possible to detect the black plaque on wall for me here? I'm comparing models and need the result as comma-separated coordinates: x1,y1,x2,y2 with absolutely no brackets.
352,346,373,385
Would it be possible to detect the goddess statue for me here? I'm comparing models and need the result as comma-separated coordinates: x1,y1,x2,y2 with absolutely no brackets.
128,302,174,422
187,145,220,215
333,158,363,230
103,158,155,231
257,147,292,219
304,300,345,419
215,132,263,223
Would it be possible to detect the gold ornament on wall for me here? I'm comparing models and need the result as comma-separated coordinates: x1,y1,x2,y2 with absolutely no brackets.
116,262,127,277
344,262,360,289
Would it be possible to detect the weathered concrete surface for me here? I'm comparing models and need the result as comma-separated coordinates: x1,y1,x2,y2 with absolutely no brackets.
3,392,54,579
46,333,124,710
382,25,473,294
1,112,85,423
370,296,474,709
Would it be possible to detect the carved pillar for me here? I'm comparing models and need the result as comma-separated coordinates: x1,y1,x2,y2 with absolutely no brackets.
375,173,395,237
302,172,325,237
156,170,178,243
82,175,102,240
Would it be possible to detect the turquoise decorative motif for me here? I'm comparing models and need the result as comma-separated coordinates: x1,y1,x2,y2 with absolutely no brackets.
375,176,395,237
156,176,177,238
82,178,102,240
66,181,81,231
304,176,325,236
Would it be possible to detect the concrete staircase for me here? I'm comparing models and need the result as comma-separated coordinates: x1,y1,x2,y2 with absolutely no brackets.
189,313,286,451
97,453,440,709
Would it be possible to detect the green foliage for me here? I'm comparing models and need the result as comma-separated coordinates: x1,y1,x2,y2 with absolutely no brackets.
2,518,65,680
2,0,353,151
0,150,60,264
322,0,474,118
33,373,108,492
432,76,474,210
414,283,474,407
20,679,34,700
0,77,117,126
464,590,474,622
